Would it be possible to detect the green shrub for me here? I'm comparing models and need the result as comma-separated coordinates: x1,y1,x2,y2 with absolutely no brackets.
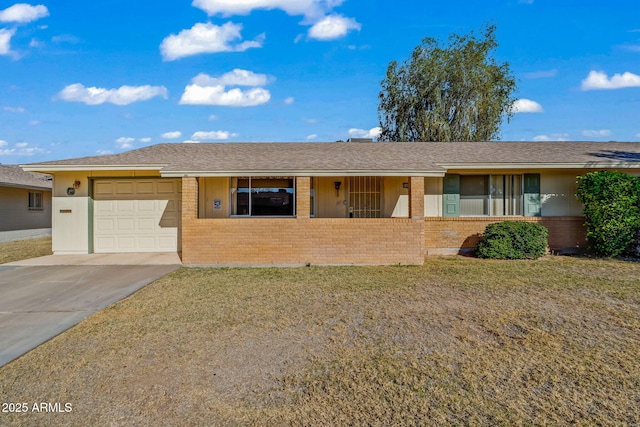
475,221,548,259
576,171,640,257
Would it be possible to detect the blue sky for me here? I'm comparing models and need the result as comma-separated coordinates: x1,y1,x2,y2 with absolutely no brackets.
1,0,640,164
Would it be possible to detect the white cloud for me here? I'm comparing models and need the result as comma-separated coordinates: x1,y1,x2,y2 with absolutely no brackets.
582,129,612,138
96,149,113,155
28,120,39,125
57,83,168,105
208,114,218,121
160,22,264,61
115,137,135,149
0,28,16,55
308,14,361,40
29,38,43,48
0,141,45,156
161,131,182,139
284,96,295,105
581,70,640,90
0,3,49,23
348,127,381,139
191,131,237,140
192,1,359,41
3,106,25,113
532,133,569,142
180,85,270,106
179,70,271,107
191,0,344,20
635,132,640,139
192,69,271,86
139,137,152,143
306,133,318,140
512,98,544,113
619,44,640,53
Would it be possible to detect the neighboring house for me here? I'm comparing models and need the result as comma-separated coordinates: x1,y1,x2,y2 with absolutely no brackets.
21,141,640,265
0,165,52,232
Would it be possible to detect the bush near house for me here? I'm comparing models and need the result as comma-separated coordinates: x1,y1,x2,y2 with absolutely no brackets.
576,171,640,257
475,221,548,259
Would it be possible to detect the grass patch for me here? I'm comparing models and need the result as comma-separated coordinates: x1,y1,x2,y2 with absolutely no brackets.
1,256,639,425
0,237,52,264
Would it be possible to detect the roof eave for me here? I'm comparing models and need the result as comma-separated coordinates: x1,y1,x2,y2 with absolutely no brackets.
160,169,446,178
0,182,52,191
438,162,640,169
20,164,168,173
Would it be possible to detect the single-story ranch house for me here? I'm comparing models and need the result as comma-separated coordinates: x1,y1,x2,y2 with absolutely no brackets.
21,141,640,265
0,165,52,232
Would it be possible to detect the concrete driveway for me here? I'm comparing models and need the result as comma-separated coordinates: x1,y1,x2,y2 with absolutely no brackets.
0,253,181,367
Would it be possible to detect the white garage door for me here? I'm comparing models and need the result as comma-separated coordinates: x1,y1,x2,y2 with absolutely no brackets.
93,179,181,253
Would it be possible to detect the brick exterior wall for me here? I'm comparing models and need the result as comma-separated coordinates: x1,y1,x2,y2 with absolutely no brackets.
424,216,587,255
181,176,425,265
181,177,587,264
295,176,311,219
181,217,425,265
408,176,424,219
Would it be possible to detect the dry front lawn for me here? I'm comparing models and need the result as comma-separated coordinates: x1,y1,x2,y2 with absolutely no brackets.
1,256,639,425
0,237,52,264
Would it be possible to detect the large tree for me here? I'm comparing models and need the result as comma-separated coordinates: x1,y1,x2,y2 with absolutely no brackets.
378,25,517,142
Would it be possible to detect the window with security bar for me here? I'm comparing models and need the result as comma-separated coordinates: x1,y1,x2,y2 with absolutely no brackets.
348,176,382,218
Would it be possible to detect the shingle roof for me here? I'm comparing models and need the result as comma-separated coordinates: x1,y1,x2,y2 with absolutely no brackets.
22,141,640,175
0,165,52,190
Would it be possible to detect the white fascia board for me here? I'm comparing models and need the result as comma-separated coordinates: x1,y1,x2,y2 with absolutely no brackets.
20,164,167,173
0,183,52,191
437,162,640,170
160,170,446,178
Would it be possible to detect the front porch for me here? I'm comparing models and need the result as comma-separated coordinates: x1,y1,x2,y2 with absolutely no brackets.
180,176,427,266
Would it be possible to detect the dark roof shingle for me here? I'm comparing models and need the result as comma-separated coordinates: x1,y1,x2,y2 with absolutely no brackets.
0,165,52,189
22,141,640,174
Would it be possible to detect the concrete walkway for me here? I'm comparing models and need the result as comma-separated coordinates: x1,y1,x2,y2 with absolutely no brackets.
0,228,51,243
0,253,181,367
4,252,182,266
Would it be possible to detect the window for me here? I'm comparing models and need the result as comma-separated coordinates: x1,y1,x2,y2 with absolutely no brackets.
456,175,526,216
460,175,489,215
491,175,523,216
348,176,382,218
28,192,43,211
231,177,295,216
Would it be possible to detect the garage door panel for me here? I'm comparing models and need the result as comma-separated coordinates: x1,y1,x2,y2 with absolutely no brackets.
116,200,134,212
163,200,176,212
116,218,135,231
96,218,115,231
115,182,134,194
95,181,115,196
116,236,135,249
138,200,156,212
159,218,178,227
136,181,154,194
95,237,115,250
137,218,156,231
158,181,176,194
93,179,181,253
158,235,177,249
138,236,156,249
95,201,114,213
